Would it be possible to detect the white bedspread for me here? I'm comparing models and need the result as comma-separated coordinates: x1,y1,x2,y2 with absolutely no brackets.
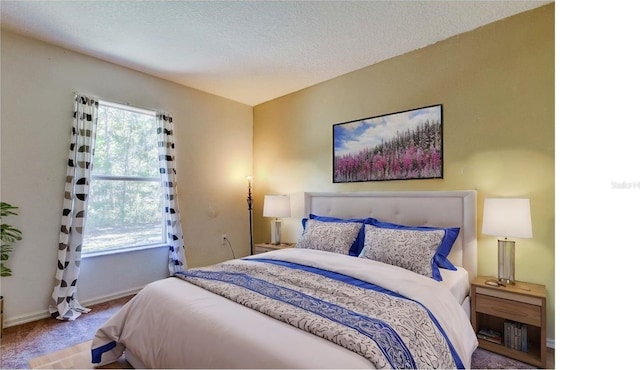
92,248,478,368
440,266,470,305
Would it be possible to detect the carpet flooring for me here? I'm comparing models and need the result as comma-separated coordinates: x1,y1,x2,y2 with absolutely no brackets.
1,296,133,370
1,294,554,369
28,340,131,369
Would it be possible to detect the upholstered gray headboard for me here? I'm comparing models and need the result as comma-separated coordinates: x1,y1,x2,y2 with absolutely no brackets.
304,191,477,281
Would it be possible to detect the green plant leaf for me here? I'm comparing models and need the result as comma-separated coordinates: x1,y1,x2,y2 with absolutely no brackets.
1,264,12,277
1,201,22,278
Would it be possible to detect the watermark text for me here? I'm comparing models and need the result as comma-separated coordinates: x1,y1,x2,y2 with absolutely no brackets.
611,181,640,190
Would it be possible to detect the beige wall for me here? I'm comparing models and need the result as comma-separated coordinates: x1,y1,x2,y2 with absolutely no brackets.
0,30,253,325
253,4,555,342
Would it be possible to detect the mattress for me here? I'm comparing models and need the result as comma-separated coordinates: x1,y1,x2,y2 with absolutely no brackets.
92,249,478,368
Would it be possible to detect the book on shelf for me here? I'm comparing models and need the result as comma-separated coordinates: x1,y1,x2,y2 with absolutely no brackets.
503,320,528,352
504,321,510,348
477,328,502,344
521,323,528,352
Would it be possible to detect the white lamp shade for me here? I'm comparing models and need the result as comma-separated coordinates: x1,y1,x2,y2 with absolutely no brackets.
482,198,532,238
263,195,291,218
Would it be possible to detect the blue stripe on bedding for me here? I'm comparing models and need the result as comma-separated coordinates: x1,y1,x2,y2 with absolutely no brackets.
245,257,465,369
91,341,117,364
177,269,415,368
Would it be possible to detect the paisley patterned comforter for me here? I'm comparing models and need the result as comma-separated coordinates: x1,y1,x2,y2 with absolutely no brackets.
176,259,461,369
92,248,477,369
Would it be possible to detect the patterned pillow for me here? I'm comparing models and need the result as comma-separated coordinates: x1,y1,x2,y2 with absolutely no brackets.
295,219,363,254
360,224,445,279
369,220,460,272
301,214,375,256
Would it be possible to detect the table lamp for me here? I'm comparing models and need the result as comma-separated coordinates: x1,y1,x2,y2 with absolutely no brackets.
263,194,291,245
482,198,533,285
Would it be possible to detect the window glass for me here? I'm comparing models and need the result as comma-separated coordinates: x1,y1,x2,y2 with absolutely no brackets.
83,102,164,254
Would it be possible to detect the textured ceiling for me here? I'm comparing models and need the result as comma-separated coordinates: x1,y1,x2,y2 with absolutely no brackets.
1,0,551,106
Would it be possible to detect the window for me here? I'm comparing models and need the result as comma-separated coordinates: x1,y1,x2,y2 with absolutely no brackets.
83,101,165,254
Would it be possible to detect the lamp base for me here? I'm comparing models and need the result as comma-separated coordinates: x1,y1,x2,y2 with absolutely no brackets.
270,219,282,245
498,239,516,285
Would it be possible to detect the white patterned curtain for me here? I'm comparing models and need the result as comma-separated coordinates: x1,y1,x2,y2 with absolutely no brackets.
157,113,187,274
49,94,98,320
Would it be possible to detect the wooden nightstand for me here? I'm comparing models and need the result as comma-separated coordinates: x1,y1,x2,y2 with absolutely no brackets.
253,243,294,255
471,276,547,368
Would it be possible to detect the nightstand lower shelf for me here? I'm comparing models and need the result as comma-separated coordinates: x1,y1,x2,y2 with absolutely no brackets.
475,312,544,367
478,338,543,368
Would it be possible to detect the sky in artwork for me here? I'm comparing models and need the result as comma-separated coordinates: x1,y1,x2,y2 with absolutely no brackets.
333,105,441,157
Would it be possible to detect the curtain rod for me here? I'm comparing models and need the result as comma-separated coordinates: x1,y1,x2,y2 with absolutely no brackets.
72,90,172,116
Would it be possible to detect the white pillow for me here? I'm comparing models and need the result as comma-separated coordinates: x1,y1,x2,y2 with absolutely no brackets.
360,224,445,278
295,219,362,254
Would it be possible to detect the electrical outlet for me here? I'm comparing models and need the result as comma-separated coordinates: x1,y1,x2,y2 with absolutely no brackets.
221,234,227,245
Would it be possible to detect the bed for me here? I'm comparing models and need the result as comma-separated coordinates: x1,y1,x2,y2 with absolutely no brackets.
91,190,479,369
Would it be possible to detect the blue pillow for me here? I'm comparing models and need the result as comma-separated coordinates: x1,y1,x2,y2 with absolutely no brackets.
301,214,374,256
367,220,460,278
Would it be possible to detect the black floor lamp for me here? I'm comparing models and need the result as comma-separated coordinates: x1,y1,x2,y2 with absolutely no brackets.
246,176,254,255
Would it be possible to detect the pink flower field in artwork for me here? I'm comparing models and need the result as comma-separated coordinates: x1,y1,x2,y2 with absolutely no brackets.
333,108,442,183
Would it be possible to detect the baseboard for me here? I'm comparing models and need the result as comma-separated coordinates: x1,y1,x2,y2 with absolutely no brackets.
547,338,555,349
3,287,142,328
79,287,142,308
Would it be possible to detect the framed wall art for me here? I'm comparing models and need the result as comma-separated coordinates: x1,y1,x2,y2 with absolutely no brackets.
333,104,443,183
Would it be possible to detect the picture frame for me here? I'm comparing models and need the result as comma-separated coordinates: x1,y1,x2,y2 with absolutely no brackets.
333,104,443,183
